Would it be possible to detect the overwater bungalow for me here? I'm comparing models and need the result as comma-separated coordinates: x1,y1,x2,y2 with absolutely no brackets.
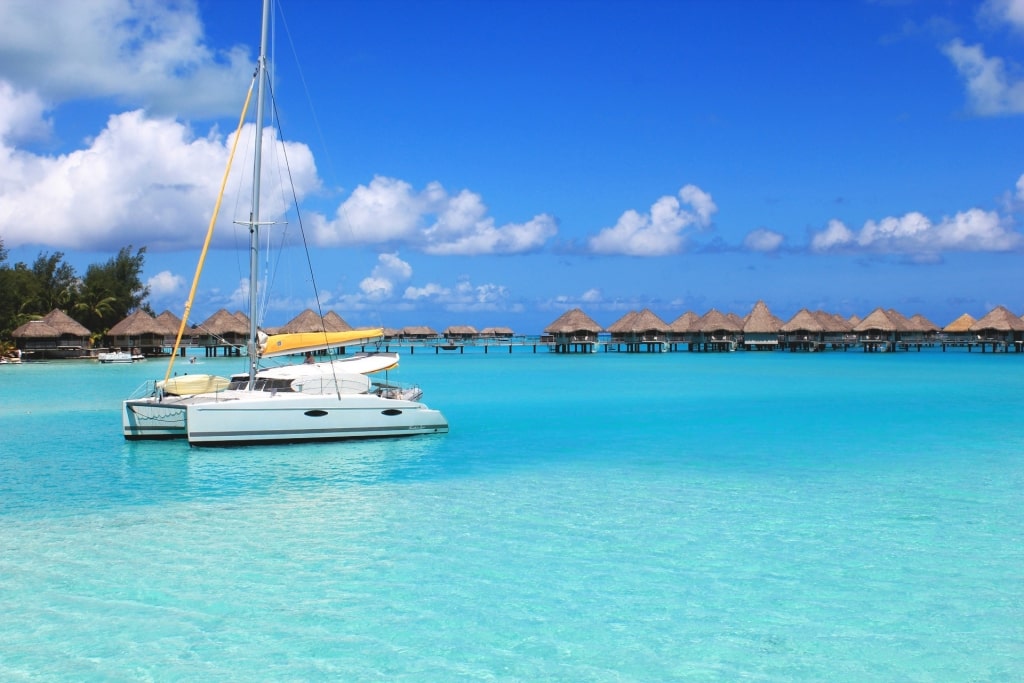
741,301,783,351
11,309,92,359
692,308,741,351
195,308,249,356
544,308,602,353
400,326,440,341
816,311,856,349
105,309,165,356
780,309,827,351
853,308,901,351
968,305,1024,352
668,311,699,350
909,313,940,341
274,309,358,355
155,310,189,350
606,309,669,352
479,326,514,340
940,313,976,349
444,325,478,342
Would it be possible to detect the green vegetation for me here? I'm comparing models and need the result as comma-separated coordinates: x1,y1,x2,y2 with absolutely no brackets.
0,237,150,341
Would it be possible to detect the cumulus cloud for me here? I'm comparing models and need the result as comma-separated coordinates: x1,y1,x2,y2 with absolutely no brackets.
404,283,449,301
0,81,50,145
0,0,252,118
313,176,557,255
943,39,1024,115
0,90,320,252
402,278,513,312
744,228,784,252
587,184,717,256
359,252,413,301
147,270,185,299
809,209,1022,254
982,0,1024,33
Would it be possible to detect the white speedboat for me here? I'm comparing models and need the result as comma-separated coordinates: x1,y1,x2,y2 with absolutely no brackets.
99,351,134,363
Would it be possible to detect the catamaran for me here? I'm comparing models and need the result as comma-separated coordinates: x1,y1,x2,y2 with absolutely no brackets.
122,0,447,445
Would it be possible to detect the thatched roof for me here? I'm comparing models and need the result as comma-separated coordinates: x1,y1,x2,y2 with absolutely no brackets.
942,313,975,333
853,308,899,332
277,309,352,334
402,325,439,337
480,326,514,336
607,310,638,333
322,311,352,332
607,308,669,333
155,310,185,336
12,309,91,338
694,308,742,333
107,309,163,336
908,313,939,333
780,309,825,333
544,308,603,334
886,309,916,332
969,305,1024,332
742,301,783,334
444,325,478,336
669,311,699,333
382,327,402,338
817,311,853,332
847,314,861,326
200,309,249,336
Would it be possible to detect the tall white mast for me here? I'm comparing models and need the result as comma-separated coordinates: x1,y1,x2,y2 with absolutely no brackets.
247,0,272,389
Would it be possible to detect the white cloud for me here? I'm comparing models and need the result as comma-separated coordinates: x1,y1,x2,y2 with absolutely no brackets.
0,96,320,252
744,228,784,252
1016,173,1024,201
314,176,557,255
404,283,449,301
0,81,50,145
581,288,603,303
225,278,250,311
587,184,717,256
0,0,252,118
147,270,184,299
809,209,1021,254
359,252,413,301
982,0,1024,33
943,39,1024,115
811,219,856,251
402,278,512,312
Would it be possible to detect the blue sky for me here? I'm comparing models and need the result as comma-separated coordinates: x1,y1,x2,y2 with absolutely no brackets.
1,0,1023,333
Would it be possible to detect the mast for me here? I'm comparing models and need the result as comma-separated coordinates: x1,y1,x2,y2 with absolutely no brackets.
247,0,272,389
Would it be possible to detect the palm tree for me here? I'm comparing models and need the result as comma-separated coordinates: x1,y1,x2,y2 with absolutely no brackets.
74,290,117,332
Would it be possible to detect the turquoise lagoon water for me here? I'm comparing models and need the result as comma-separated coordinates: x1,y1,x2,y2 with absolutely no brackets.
0,349,1021,681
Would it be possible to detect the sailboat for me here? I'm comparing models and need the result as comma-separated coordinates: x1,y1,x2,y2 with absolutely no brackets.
122,0,448,445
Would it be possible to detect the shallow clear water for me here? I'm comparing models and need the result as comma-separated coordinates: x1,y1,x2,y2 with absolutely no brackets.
1,350,1022,680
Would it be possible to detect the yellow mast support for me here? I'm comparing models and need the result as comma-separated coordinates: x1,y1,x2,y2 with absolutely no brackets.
163,77,257,384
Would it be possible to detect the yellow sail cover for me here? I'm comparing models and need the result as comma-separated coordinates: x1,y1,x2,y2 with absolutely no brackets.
260,328,384,358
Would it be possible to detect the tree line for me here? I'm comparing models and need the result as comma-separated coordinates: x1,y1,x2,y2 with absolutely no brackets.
0,237,150,343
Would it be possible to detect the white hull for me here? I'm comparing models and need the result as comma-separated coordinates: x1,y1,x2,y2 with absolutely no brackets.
123,394,221,440
185,391,448,445
124,390,448,445
123,398,188,439
99,352,134,363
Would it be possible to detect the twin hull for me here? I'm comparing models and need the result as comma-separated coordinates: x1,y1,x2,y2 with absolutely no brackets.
123,391,448,445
